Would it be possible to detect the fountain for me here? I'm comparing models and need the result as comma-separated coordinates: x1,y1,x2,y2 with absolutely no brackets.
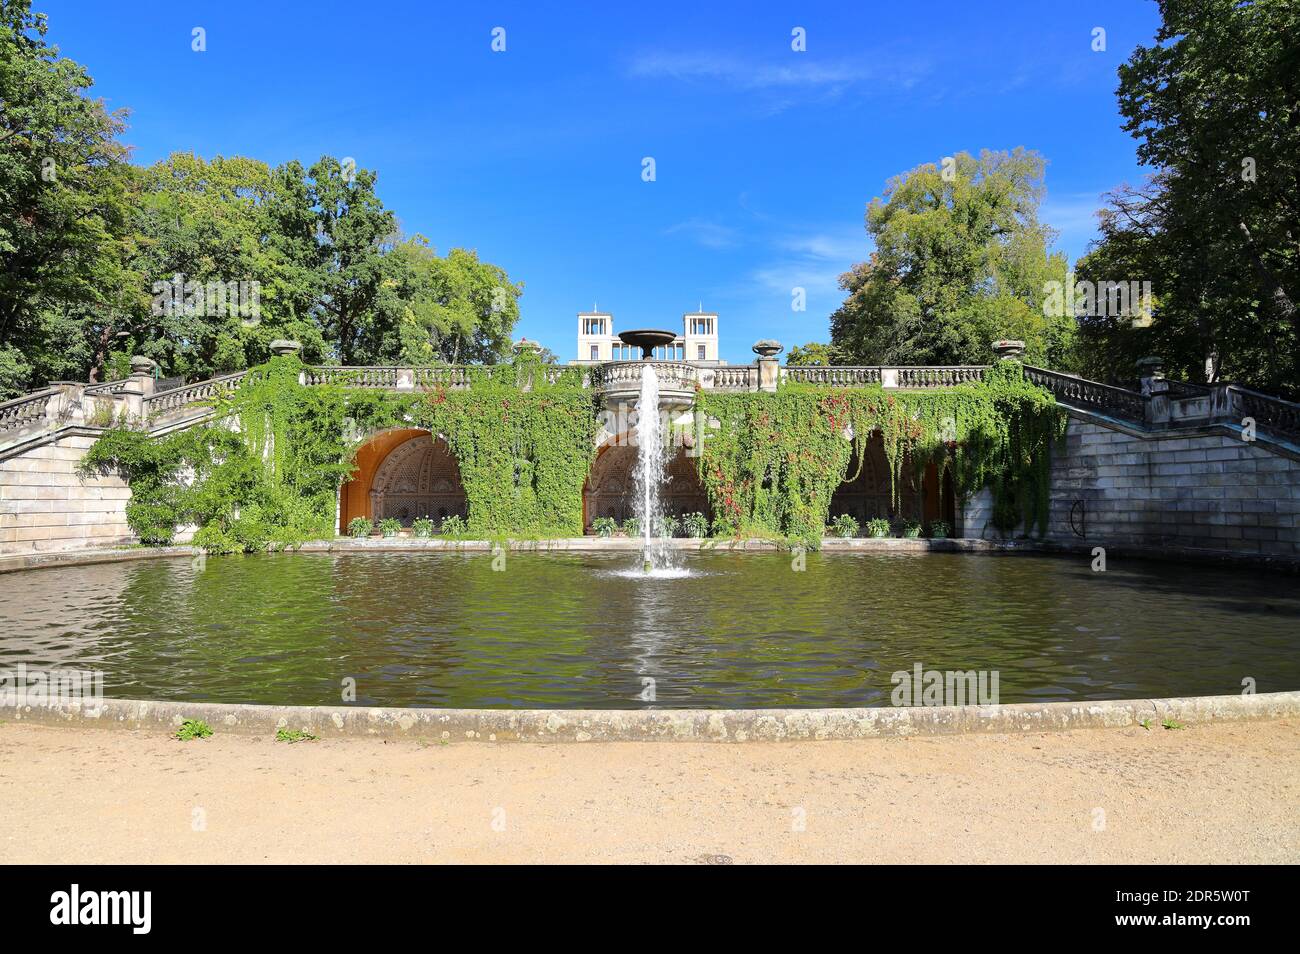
617,328,677,360
615,329,680,575
633,363,669,573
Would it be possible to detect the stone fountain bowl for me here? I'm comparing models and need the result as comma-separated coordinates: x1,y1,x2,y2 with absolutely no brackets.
618,329,678,360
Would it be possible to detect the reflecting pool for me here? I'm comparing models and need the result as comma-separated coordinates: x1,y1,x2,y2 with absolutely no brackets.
1,550,1297,708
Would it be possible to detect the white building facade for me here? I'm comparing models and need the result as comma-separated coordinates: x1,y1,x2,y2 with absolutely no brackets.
574,311,723,364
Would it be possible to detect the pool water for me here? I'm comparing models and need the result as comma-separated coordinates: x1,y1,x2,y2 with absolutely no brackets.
1,550,1297,708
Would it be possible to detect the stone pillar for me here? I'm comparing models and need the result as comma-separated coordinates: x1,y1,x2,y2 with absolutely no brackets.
121,357,155,422
47,382,86,426
753,339,783,393
128,356,156,395
1138,355,1169,425
992,339,1026,362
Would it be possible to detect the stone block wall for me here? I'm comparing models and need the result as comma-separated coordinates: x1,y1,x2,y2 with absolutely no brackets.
0,435,133,556
961,414,1300,558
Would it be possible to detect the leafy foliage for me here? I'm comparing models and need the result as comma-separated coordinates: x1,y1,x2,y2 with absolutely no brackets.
696,362,1064,547
1076,0,1299,395
84,354,599,550
830,150,1076,369
175,719,212,741
786,342,847,367
0,0,133,398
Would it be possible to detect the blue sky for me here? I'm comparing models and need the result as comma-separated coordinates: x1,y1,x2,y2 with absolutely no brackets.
42,0,1161,363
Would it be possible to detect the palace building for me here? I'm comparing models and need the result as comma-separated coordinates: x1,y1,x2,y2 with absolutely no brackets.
574,310,723,364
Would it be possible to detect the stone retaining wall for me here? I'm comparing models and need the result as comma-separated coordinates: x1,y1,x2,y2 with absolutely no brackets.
962,413,1300,558
0,435,133,556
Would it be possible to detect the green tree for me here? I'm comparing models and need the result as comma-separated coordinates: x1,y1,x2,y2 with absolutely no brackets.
1077,0,1299,393
0,0,132,396
830,149,1075,369
310,156,395,364
786,342,846,366
373,237,522,366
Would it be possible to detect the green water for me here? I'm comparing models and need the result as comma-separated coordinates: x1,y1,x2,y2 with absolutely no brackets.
1,550,1297,708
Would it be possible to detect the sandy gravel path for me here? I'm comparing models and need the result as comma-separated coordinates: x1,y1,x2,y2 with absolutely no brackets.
2,719,1296,863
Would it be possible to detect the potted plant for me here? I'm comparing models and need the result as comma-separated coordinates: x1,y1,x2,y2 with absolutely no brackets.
900,518,922,539
681,512,709,539
830,514,859,538
928,520,951,539
440,514,467,537
347,517,373,539
591,516,618,537
621,517,640,538
656,515,679,538
378,517,402,538
412,517,435,538
865,517,890,538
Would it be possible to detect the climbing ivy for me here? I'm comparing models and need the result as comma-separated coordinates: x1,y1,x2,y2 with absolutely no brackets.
82,354,1060,553
81,353,599,551
695,362,1065,546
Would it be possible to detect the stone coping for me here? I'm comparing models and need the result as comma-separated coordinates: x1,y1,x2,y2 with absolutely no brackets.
3,535,1297,574
4,691,1297,742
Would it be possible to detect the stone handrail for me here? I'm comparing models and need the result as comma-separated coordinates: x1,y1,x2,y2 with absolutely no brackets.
82,378,132,395
711,365,756,390
895,366,986,388
1224,385,1300,444
142,371,248,416
785,366,881,386
0,387,60,432
1166,379,1212,399
304,366,400,388
1023,365,1148,422
7,359,1297,452
588,360,699,393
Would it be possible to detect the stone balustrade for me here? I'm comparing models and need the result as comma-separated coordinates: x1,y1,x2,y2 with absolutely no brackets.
0,387,60,433
6,353,1300,453
1023,366,1149,423
141,371,248,417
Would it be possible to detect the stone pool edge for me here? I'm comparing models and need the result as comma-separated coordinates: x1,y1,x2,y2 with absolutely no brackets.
6,535,1298,575
5,691,1297,742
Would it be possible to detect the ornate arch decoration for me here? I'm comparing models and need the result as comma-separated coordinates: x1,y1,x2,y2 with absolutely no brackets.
581,438,710,529
369,434,467,527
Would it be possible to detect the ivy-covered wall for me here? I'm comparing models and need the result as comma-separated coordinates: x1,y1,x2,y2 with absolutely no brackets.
695,362,1065,545
80,357,1062,552
80,354,601,550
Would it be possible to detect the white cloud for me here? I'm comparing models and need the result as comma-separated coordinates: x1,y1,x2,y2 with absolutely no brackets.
663,217,740,249
627,50,930,95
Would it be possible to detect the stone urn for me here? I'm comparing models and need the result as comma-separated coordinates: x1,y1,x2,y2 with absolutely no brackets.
752,339,784,358
992,339,1026,361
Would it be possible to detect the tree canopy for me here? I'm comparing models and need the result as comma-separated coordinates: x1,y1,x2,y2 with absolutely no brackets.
0,1,523,397
1075,0,1299,394
829,149,1076,369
